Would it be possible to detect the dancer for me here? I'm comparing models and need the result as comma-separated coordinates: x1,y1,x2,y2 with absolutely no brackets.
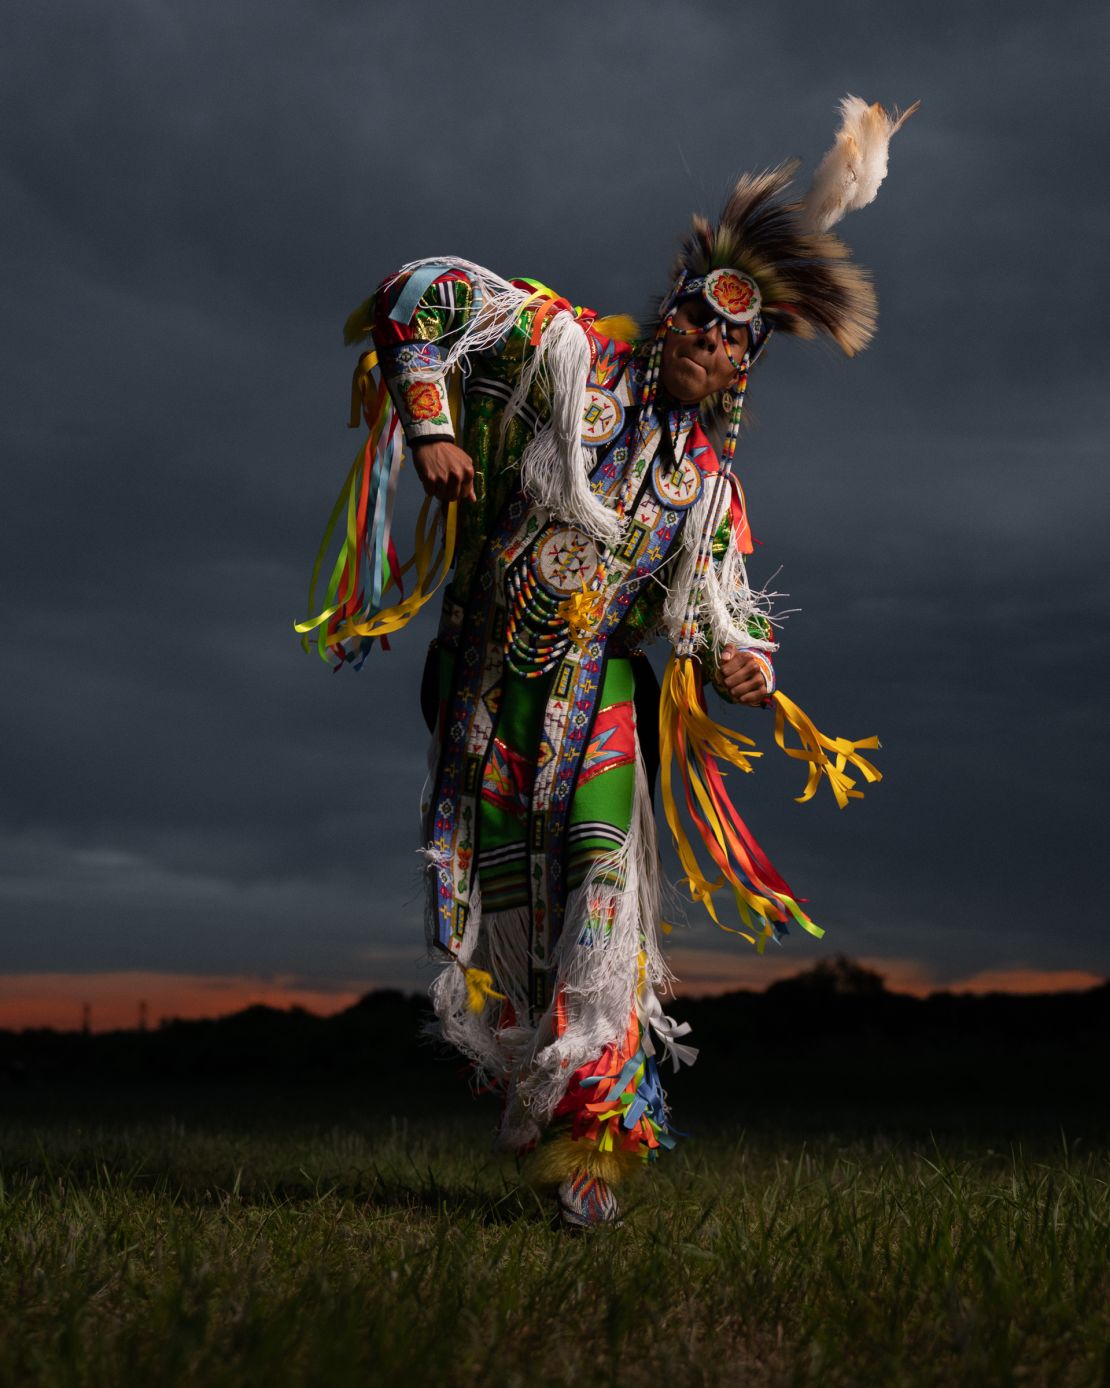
298,98,914,1229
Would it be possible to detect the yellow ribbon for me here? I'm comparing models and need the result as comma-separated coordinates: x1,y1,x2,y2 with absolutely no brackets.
771,691,883,809
662,655,875,947
659,654,773,945
348,349,379,428
298,349,394,656
296,442,362,654
556,582,606,649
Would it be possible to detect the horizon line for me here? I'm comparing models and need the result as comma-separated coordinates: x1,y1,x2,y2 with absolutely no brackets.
1,959,1106,1035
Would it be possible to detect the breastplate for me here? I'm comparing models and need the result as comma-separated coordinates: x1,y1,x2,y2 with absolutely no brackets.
500,417,704,676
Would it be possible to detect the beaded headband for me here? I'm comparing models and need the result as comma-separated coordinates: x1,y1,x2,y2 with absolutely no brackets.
639,275,754,468
659,267,771,369
685,269,762,327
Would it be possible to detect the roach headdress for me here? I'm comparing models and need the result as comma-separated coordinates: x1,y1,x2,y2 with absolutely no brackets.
640,96,917,461
671,160,877,358
669,96,919,357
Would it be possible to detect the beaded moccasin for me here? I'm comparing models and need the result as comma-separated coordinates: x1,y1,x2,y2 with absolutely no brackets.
556,1171,622,1231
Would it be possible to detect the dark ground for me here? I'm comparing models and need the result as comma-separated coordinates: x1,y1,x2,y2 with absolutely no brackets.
2,960,1108,1386
4,958,1107,1142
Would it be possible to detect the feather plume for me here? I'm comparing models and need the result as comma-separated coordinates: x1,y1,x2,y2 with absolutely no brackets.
802,95,920,234
672,163,878,356
592,313,640,343
343,297,374,345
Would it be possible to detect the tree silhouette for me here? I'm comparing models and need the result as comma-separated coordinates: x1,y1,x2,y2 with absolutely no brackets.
767,954,886,999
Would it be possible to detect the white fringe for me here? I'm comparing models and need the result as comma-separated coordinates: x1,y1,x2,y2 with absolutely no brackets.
425,748,686,1151
483,906,532,1017
509,311,620,545
386,257,528,368
662,479,778,660
513,750,671,1126
428,877,512,1087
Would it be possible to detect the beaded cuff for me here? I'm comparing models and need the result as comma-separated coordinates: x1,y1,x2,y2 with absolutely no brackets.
379,343,455,443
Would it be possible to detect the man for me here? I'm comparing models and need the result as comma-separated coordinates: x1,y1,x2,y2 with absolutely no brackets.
300,99,913,1229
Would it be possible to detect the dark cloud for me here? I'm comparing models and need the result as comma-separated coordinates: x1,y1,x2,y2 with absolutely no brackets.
3,0,1108,1000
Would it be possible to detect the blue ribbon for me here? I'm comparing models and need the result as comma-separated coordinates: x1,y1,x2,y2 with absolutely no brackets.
608,1052,646,1102
367,436,393,611
622,1096,648,1130
389,263,453,325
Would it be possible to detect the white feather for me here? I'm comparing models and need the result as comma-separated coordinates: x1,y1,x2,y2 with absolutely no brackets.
802,95,919,233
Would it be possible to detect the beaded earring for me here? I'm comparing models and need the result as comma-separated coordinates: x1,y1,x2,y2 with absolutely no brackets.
640,270,690,412
638,318,668,411
719,354,750,467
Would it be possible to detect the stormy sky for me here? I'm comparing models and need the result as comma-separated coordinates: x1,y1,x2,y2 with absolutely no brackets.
3,0,1109,1023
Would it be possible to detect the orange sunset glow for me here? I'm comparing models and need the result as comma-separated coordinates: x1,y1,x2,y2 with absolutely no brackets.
0,973,372,1034
1,962,1104,1034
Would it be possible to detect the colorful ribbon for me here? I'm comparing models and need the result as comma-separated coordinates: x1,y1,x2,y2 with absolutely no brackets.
659,653,884,947
295,347,457,667
660,652,822,947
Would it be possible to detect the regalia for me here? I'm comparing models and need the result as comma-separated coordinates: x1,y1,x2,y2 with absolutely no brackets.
297,97,915,1203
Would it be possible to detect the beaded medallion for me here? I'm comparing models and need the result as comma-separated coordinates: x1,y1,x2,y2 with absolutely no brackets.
650,454,703,511
580,385,625,446
535,526,601,595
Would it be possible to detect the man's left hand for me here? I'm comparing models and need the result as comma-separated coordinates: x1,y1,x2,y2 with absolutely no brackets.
718,647,770,707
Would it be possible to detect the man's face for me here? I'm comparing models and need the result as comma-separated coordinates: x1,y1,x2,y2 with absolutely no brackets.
659,296,748,404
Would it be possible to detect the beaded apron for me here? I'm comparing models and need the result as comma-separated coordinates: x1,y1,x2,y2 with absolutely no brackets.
428,385,706,1019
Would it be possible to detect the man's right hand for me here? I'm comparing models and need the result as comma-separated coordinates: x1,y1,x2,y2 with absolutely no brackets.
411,440,477,504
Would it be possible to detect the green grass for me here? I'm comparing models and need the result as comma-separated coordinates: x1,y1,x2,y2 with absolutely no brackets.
1,1107,1108,1387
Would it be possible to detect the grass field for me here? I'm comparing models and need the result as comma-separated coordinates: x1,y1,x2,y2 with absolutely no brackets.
1,1088,1108,1387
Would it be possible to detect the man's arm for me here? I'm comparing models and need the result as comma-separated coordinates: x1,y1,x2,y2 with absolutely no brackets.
363,266,475,439
352,266,484,502
352,263,556,504
699,488,776,709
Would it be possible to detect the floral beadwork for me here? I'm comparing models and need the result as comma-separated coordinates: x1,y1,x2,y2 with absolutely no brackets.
704,267,762,324
401,379,449,425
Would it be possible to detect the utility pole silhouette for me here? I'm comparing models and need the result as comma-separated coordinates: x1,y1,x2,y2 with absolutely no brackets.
138,999,148,1032
81,1002,91,1036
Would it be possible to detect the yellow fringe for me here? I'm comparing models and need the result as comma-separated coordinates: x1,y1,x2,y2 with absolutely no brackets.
462,966,505,1015
342,297,375,346
524,1135,643,1189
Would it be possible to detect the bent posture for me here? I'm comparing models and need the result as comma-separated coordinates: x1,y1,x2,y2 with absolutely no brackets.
300,99,912,1229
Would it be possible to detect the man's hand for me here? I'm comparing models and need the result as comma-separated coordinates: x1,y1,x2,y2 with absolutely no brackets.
718,647,770,708
411,440,477,504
